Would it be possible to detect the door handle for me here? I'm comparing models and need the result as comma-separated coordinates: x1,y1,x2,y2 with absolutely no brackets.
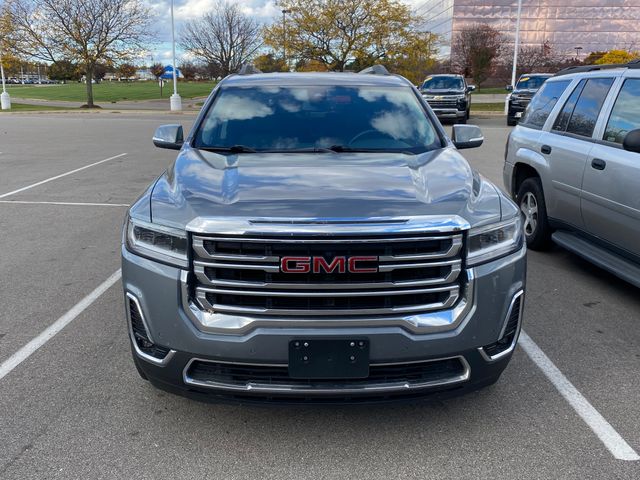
541,145,552,154
591,158,607,170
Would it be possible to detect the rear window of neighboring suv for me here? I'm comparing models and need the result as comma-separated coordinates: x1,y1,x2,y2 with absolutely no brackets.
421,76,464,90
563,78,614,138
604,78,640,144
194,86,441,154
520,80,571,129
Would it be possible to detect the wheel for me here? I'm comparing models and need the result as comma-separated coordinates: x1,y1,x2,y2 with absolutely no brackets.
517,177,552,250
507,116,517,126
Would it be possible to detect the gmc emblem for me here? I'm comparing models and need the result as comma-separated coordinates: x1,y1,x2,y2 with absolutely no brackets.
280,256,378,274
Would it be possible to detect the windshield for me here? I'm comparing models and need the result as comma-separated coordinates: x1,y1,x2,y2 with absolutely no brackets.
421,76,464,91
516,76,550,90
194,85,441,154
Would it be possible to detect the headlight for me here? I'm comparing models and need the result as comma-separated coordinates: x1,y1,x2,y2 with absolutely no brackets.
125,216,188,268
467,216,523,266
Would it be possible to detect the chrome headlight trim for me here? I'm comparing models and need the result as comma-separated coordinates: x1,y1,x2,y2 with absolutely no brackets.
466,216,523,267
125,216,188,268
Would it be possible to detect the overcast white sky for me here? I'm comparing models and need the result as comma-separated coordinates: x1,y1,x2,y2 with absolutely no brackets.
147,0,424,64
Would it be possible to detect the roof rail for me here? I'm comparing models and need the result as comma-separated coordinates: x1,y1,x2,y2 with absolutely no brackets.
555,59,640,77
358,65,391,76
238,64,263,75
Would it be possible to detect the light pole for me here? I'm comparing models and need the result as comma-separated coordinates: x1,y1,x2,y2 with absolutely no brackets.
506,0,523,115
170,0,182,111
574,46,583,60
0,49,10,110
282,9,291,70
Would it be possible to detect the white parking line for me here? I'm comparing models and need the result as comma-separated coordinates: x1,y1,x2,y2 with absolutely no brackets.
0,200,129,207
0,270,122,382
520,330,640,461
0,153,127,199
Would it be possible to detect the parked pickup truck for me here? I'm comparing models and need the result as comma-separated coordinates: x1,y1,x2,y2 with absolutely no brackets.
122,66,526,403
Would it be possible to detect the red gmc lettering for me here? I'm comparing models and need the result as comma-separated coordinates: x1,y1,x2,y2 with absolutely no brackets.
280,256,310,273
313,257,346,274
348,256,378,273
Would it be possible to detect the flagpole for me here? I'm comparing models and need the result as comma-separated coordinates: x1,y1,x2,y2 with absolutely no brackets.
169,0,182,111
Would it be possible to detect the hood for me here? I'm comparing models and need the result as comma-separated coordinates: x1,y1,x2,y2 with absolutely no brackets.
421,89,465,95
147,145,502,230
512,88,537,96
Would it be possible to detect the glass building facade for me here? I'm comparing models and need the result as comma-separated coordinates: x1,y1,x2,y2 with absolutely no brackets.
417,1,640,60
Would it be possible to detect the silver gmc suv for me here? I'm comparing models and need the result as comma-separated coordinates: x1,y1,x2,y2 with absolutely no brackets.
122,66,526,403
504,61,640,287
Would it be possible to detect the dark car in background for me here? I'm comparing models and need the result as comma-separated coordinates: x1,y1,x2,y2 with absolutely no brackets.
420,74,475,124
507,74,553,126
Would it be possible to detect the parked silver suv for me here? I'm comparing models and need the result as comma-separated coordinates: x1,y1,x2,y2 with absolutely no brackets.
504,61,640,286
122,66,526,403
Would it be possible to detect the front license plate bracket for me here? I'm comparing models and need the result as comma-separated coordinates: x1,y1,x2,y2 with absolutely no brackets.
288,339,370,379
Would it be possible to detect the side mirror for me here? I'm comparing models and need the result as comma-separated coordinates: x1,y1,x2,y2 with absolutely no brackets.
467,85,476,92
452,124,484,150
153,124,184,150
506,85,514,92
623,129,640,153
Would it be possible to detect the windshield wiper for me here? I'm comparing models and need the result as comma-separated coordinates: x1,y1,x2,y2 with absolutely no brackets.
328,145,416,155
198,145,257,153
266,147,335,153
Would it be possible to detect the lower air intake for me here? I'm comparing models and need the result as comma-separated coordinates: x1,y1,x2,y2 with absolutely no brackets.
481,292,523,360
128,296,171,360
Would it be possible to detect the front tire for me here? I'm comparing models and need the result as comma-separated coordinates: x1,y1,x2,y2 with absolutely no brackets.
517,177,552,250
507,116,517,126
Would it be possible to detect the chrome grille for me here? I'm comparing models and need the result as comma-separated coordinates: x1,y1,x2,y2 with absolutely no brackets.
190,233,464,317
427,99,458,109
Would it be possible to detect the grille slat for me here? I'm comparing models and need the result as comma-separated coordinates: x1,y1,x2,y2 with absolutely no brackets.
190,232,464,317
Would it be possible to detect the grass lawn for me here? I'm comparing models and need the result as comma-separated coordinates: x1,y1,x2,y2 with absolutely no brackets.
4,80,217,103
471,102,505,112
0,102,72,112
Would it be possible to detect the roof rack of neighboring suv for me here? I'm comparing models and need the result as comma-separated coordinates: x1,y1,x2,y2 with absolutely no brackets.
358,65,391,76
238,64,263,75
555,59,640,76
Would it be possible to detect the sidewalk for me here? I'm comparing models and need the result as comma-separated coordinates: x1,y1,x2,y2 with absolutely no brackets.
9,97,205,111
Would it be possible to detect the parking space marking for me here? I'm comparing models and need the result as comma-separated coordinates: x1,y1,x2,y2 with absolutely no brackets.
0,153,127,199
0,200,129,207
520,330,640,461
0,270,122,382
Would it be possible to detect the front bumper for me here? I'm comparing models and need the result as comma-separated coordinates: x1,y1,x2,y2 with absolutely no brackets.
430,108,467,119
122,245,526,403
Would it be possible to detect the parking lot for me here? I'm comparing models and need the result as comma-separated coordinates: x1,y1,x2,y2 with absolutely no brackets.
1,112,639,479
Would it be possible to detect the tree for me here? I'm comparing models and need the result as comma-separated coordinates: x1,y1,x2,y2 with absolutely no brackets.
180,1,262,77
452,24,503,86
254,53,287,73
179,61,198,80
595,49,639,65
117,63,137,80
48,60,80,81
264,0,430,72
497,40,557,84
583,51,606,65
381,30,439,85
150,63,165,80
8,0,153,107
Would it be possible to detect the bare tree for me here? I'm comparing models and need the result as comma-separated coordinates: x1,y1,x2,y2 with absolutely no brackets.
8,0,152,107
180,1,262,77
451,24,503,86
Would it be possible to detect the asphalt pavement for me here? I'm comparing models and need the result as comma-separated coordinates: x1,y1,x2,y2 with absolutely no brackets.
0,112,638,479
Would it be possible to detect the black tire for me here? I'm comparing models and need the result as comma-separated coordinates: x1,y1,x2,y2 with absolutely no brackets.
507,116,517,126
517,177,552,250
